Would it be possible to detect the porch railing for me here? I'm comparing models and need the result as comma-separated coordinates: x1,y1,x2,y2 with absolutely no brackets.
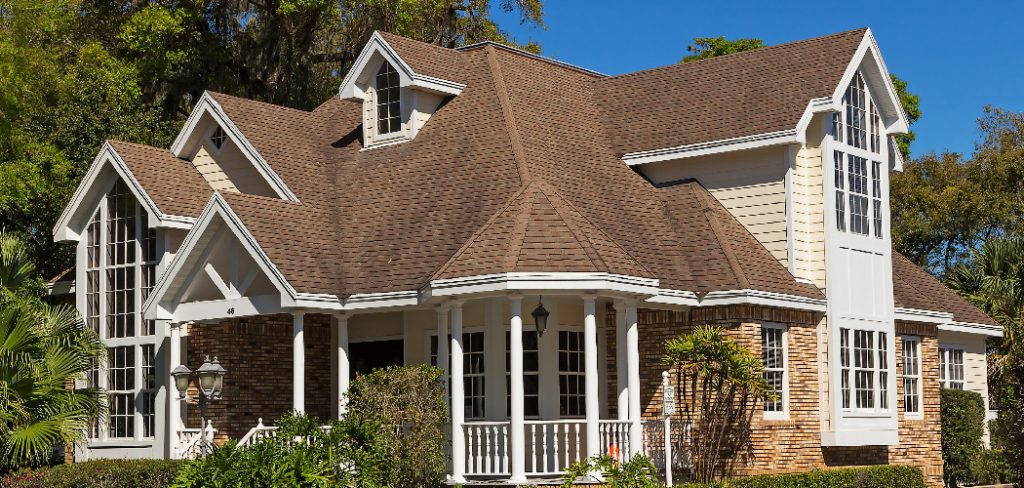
237,418,278,447
175,420,216,460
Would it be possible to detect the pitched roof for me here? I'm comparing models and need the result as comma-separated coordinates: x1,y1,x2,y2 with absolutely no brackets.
891,252,998,326
108,140,212,218
595,28,867,155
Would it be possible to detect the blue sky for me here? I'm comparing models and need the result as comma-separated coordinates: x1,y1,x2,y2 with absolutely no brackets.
494,1,1023,159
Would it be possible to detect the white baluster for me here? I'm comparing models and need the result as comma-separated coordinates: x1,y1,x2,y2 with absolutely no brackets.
541,424,548,474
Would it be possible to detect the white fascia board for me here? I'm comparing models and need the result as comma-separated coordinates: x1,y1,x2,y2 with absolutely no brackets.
820,429,898,447
338,32,464,102
647,288,827,312
893,307,954,324
169,92,298,202
428,272,661,297
53,142,196,242
621,129,800,167
830,29,909,136
939,321,1004,338
143,192,300,321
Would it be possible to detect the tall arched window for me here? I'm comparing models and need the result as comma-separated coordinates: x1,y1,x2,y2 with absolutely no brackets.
375,62,401,135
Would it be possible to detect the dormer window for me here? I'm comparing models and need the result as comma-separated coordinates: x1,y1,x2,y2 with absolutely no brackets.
210,126,227,150
375,62,401,135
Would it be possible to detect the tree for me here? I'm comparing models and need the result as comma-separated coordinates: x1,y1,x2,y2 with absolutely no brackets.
891,107,1024,272
662,325,767,483
679,36,921,161
0,230,103,472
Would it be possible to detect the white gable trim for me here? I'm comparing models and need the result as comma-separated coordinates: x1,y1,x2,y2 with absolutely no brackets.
169,92,298,202
143,192,300,321
53,142,195,242
830,29,910,136
337,31,464,101
894,307,954,324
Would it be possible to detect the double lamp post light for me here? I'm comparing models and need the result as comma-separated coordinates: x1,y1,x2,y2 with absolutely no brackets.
171,356,227,451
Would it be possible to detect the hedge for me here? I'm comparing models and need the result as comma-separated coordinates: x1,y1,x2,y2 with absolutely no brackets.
675,464,925,488
940,388,986,487
1,459,185,488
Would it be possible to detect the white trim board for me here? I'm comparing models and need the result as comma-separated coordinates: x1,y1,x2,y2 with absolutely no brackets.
648,288,827,312
53,142,196,242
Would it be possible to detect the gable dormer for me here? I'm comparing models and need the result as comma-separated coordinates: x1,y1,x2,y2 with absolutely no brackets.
338,32,465,147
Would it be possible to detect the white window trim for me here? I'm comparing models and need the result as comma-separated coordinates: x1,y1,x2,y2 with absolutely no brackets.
939,344,967,390
762,322,789,420
427,327,487,420
840,327,892,415
373,62,405,142
901,336,923,419
557,327,587,419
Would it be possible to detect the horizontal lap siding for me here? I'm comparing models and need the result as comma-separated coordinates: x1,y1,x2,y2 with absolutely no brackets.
792,141,826,288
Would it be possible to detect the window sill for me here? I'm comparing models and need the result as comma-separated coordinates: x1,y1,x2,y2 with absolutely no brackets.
86,440,155,449
362,137,411,151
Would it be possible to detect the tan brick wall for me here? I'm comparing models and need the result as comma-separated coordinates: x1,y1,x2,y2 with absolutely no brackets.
605,305,944,486
185,313,333,442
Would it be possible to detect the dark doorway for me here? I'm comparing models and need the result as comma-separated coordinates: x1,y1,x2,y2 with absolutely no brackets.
349,339,404,379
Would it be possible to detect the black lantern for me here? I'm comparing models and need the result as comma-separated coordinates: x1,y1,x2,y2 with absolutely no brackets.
171,365,193,399
531,297,550,337
196,356,227,399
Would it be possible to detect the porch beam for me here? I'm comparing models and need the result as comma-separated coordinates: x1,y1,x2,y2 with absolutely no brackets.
614,300,628,421
449,300,466,483
626,300,642,457
509,295,527,483
583,295,600,459
335,313,349,417
292,311,305,413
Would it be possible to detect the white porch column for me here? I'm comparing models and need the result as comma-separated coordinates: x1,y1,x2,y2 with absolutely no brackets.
436,304,450,405
449,300,466,483
626,301,642,457
335,313,349,417
508,296,526,483
614,300,628,421
168,321,183,459
292,311,305,414
583,296,600,458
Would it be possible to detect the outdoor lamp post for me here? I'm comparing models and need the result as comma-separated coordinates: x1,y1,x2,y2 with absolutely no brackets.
172,356,227,454
531,297,550,337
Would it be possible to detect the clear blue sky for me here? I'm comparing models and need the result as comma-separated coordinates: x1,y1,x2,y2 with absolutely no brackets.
494,0,1023,159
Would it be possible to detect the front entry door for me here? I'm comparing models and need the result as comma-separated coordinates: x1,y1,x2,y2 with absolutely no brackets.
349,339,404,379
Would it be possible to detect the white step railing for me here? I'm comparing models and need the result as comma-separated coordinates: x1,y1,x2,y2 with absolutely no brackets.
237,418,279,447
524,420,585,476
464,421,510,476
176,420,216,459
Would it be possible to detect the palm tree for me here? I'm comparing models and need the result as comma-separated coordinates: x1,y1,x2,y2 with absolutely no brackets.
945,237,1024,484
0,230,103,472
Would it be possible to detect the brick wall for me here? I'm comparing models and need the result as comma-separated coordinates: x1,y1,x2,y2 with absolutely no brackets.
185,313,333,442
605,305,944,486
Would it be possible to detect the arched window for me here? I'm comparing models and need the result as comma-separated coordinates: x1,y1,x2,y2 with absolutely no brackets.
375,62,401,135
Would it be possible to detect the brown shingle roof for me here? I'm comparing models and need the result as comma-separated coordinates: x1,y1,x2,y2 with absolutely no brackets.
377,32,468,84
595,28,866,155
109,140,212,218
892,252,997,326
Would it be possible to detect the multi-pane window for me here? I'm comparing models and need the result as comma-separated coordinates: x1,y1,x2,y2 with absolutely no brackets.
86,211,101,335
559,330,586,417
210,126,228,150
847,155,870,235
375,62,401,135
506,331,540,418
832,112,844,143
872,161,883,239
841,328,890,411
429,331,486,419
761,324,787,414
140,212,157,336
845,72,868,149
939,347,965,390
107,346,135,439
834,151,846,232
902,338,921,415
141,345,157,438
870,102,881,153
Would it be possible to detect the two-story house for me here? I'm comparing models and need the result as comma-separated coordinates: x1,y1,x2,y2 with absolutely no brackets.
52,28,1000,486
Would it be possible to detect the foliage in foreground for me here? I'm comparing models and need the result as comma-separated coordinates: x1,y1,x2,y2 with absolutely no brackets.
0,459,184,488
172,365,447,488
675,464,925,488
0,231,103,473
940,388,986,487
663,325,766,483
562,454,661,488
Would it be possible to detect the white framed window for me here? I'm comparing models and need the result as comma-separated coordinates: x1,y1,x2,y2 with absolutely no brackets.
840,328,890,412
845,72,868,150
375,62,401,136
939,346,965,390
140,344,157,438
761,323,788,418
430,331,486,419
105,182,137,339
107,346,135,439
847,155,870,236
872,161,883,239
901,337,922,417
559,330,586,417
831,70,887,238
210,126,228,150
506,331,540,418
870,102,881,153
834,150,846,232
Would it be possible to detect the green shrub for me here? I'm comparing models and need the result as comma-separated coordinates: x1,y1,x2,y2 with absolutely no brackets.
1,459,184,487
941,388,986,487
562,454,662,488
675,464,925,488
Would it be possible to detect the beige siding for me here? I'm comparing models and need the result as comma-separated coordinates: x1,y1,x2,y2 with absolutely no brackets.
937,330,989,406
641,146,790,268
412,90,444,135
791,115,827,288
189,135,277,197
191,145,238,193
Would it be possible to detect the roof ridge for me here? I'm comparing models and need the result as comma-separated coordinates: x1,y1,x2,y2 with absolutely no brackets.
534,184,607,271
599,27,868,82
690,183,751,290
206,90,312,115
484,45,532,186
460,41,607,78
